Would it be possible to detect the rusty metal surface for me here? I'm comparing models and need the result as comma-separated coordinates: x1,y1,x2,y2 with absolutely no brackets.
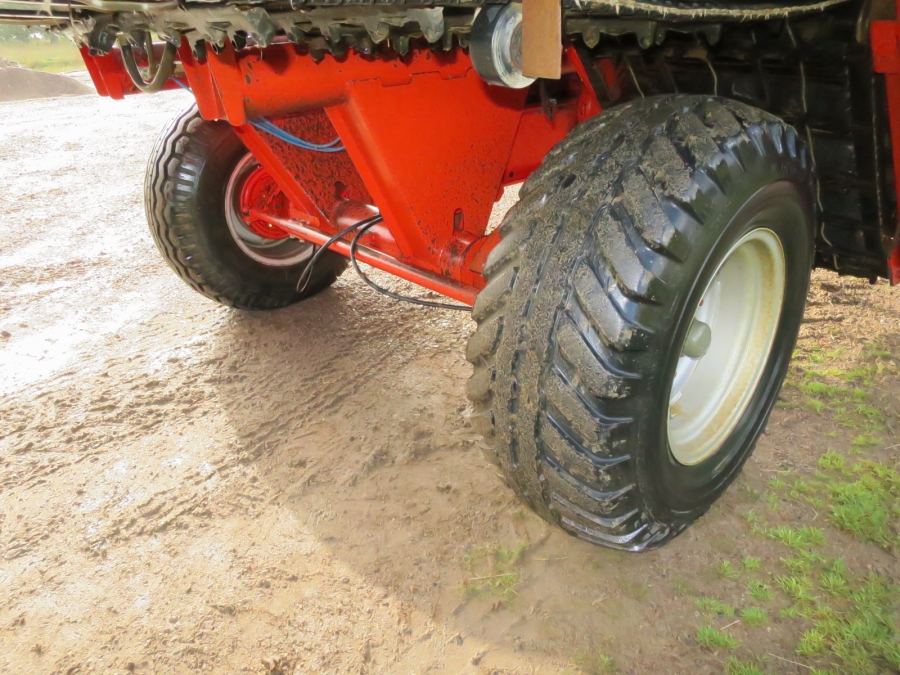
265,110,372,230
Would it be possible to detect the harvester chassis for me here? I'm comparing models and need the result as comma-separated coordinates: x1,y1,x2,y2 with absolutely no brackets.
4,0,898,550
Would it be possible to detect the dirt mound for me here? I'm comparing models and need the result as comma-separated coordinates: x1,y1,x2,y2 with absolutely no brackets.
0,60,92,102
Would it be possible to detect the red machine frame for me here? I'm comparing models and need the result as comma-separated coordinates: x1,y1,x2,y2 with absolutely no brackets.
82,32,900,294
83,41,601,303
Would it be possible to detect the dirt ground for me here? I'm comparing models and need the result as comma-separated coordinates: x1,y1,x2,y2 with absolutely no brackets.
0,59,92,102
0,87,897,675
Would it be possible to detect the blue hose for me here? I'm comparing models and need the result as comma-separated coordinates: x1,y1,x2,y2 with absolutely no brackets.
172,77,345,152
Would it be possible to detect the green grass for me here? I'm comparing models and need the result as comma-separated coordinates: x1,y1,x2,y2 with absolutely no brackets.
716,560,740,580
806,398,827,413
785,340,897,447
797,627,829,657
696,626,738,650
765,525,825,549
768,476,788,491
804,599,895,666
799,380,844,397
0,39,84,72
782,556,813,575
733,544,900,673
763,455,900,552
818,450,845,472
744,511,761,529
461,541,527,604
803,572,900,672
724,657,764,675
826,461,900,551
739,607,767,627
779,604,807,619
851,434,879,448
819,570,850,597
729,337,900,671
694,597,734,617
748,580,773,602
775,574,815,604
742,556,761,571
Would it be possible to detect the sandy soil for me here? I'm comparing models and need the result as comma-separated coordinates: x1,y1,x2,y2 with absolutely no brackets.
0,60,92,102
0,89,897,675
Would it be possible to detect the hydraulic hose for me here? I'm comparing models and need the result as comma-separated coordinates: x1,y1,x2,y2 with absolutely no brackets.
119,34,177,94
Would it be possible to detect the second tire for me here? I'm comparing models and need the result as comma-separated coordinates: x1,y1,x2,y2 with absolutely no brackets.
466,95,816,551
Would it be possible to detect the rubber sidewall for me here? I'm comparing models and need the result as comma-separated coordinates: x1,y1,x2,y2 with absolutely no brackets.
145,105,347,309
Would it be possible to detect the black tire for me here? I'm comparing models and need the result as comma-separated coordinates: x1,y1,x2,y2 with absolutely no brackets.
466,95,815,551
144,104,347,310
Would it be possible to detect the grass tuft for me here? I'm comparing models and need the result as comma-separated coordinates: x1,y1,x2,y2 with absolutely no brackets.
797,627,829,657
696,626,738,650
716,560,740,580
742,556,761,571
818,450,845,471
775,574,814,604
827,461,900,551
819,570,850,597
724,657,763,675
738,607,767,627
766,525,825,549
748,580,773,602
461,541,527,604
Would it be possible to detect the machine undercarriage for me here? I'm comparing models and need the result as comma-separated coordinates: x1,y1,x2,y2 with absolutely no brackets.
3,0,895,280
2,0,898,550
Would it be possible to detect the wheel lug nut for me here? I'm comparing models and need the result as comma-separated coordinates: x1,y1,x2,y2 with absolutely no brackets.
682,320,712,359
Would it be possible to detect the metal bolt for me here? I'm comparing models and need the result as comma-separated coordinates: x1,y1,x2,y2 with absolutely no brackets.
682,319,712,359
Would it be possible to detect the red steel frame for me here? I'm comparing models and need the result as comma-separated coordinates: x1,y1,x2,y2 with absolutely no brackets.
872,13,900,285
82,41,601,303
82,26,900,289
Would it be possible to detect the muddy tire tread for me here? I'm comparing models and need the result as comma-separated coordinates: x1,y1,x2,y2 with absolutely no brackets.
467,95,811,551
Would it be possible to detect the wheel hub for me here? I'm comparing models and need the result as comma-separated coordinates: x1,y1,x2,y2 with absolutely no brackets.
224,154,315,267
682,319,712,359
667,228,786,466
238,165,291,240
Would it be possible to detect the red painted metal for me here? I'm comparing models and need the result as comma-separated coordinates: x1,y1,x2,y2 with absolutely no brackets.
81,41,597,299
564,44,602,121
250,211,479,304
238,165,291,239
871,19,900,285
80,44,183,99
232,110,369,232
78,21,900,291
890,242,900,285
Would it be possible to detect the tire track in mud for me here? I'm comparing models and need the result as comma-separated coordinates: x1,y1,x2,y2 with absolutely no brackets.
0,267,469,566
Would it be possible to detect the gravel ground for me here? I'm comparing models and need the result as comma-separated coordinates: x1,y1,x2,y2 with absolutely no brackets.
0,86,897,675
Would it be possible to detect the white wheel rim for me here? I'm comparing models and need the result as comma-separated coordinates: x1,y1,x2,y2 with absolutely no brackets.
224,154,314,267
667,228,786,466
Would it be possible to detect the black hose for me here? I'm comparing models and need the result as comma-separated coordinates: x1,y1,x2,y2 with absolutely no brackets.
119,35,177,94
295,215,384,293
349,219,473,312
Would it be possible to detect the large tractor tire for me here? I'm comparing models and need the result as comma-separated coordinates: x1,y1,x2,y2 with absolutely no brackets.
145,105,346,310
466,95,816,551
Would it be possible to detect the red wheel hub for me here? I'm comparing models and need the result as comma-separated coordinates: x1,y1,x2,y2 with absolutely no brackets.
238,165,291,240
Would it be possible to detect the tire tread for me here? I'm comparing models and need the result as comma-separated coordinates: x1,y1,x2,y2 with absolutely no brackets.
466,95,813,551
